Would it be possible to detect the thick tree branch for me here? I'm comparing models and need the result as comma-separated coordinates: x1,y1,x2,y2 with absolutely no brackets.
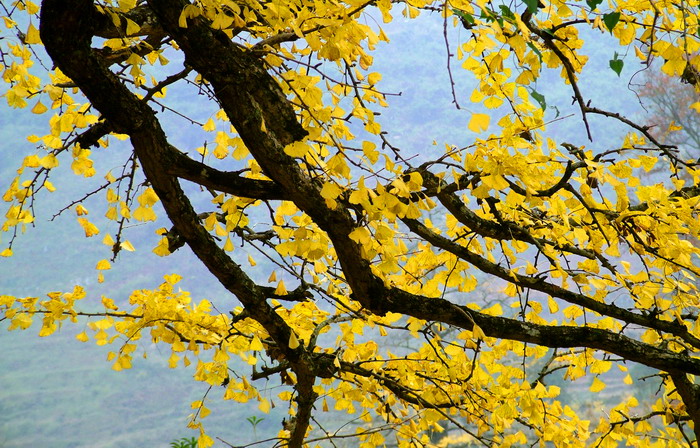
145,0,388,320
381,287,700,376
400,217,700,350
169,149,289,200
91,4,165,38
40,0,307,392
670,372,700,442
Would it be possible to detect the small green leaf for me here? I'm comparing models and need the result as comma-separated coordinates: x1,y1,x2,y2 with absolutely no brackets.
551,105,561,119
523,0,539,14
530,88,546,110
586,0,603,10
453,9,473,23
453,9,475,29
499,4,515,19
480,7,497,24
603,12,621,33
609,55,624,76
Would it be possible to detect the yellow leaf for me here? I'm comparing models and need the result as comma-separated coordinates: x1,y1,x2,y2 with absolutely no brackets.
320,182,342,199
362,141,379,164
0,248,12,257
118,0,136,11
661,56,686,76
75,331,89,342
178,4,200,28
284,141,309,157
288,331,300,349
124,18,140,35
590,377,606,392
39,154,59,168
120,240,135,252
468,113,490,133
31,100,47,114
101,297,119,310
138,187,159,207
38,319,56,337
133,206,157,222
472,324,486,340
367,72,382,85
153,236,171,256
24,155,40,167
24,23,41,44
275,280,287,295
103,234,115,246
77,217,99,237
198,433,214,448
250,336,264,351
202,118,216,131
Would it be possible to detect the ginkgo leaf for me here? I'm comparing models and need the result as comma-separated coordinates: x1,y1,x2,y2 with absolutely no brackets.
284,141,309,157
9,1,700,446
590,377,606,392
31,100,47,114
152,238,170,256
39,154,58,168
320,182,342,200
468,113,490,133
288,331,300,349
274,280,287,295
202,118,216,131
367,72,382,85
77,217,99,237
198,433,214,448
258,399,271,413
102,234,115,246
250,336,264,351
472,324,486,340
138,187,159,207
75,331,89,342
24,23,41,44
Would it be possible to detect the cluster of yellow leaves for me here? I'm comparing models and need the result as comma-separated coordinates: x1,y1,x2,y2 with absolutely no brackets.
4,0,700,446
1,285,85,334
0,7,103,245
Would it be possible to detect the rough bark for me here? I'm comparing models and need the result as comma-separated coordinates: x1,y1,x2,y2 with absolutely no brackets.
37,1,700,445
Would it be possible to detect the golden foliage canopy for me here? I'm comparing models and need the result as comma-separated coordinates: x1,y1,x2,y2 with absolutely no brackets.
3,0,700,446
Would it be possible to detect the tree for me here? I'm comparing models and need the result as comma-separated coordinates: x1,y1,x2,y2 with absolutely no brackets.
639,67,700,160
3,0,700,447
